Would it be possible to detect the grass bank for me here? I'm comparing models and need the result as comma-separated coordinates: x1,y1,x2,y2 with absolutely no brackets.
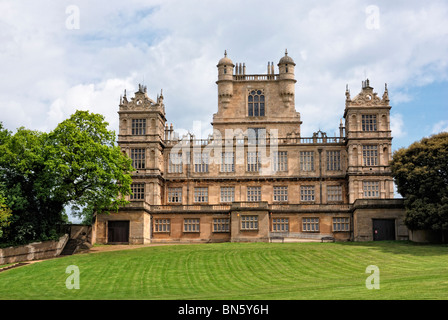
0,241,447,300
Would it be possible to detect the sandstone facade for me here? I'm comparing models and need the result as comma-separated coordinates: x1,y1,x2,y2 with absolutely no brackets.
94,51,407,244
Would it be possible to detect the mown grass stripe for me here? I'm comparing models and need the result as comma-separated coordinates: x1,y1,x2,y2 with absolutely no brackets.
1,241,448,300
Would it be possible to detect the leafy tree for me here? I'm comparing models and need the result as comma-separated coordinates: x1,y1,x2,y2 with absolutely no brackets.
0,124,12,238
43,110,133,224
0,111,133,245
391,132,448,232
0,193,12,238
0,127,48,243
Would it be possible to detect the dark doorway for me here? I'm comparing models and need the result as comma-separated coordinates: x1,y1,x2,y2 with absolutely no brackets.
108,221,130,243
372,219,395,241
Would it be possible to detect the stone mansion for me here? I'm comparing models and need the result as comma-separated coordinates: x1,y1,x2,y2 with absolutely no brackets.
93,50,408,244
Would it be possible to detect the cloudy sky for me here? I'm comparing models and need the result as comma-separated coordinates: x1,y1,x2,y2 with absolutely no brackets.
1,0,447,153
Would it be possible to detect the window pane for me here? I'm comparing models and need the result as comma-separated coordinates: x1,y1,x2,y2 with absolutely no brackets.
241,216,258,230
362,115,377,131
132,119,146,135
300,151,314,171
326,151,341,171
131,148,145,170
248,90,265,117
363,145,378,166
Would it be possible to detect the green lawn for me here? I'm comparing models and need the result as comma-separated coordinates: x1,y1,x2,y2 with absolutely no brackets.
1,241,447,300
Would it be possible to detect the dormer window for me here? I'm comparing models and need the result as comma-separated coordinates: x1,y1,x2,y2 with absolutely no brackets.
248,90,265,117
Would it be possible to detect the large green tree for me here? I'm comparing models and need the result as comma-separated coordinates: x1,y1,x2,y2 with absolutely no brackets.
391,132,448,232
0,124,12,238
0,193,12,238
0,111,133,245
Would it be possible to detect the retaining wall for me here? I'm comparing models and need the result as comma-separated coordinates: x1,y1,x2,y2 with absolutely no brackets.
0,234,69,265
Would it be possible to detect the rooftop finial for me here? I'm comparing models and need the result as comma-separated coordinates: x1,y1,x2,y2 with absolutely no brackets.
345,84,351,101
224,50,227,57
285,48,288,56
382,83,389,102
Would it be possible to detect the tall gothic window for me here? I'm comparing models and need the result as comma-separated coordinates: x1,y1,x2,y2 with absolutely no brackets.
362,145,378,166
130,183,145,200
131,148,145,170
300,151,315,171
248,90,265,117
273,151,288,172
326,150,341,171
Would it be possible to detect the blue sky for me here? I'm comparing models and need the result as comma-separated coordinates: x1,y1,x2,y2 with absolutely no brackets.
1,0,447,153
0,1,447,219
390,80,448,150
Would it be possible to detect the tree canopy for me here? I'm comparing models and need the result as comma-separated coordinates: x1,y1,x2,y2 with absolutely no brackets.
391,132,448,231
0,111,133,245
0,193,12,238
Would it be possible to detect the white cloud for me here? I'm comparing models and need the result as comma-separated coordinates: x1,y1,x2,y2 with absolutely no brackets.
390,91,413,104
0,0,447,146
46,76,137,133
390,113,406,139
432,120,448,134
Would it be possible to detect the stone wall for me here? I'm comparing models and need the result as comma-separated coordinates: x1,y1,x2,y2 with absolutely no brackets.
95,210,151,244
409,230,448,243
94,200,409,244
151,213,231,243
70,225,92,243
0,234,69,265
230,210,270,242
353,199,408,241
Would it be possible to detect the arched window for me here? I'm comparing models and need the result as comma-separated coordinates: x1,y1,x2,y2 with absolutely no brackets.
248,90,265,117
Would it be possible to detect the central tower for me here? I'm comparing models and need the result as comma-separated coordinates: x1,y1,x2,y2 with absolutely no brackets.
212,50,302,138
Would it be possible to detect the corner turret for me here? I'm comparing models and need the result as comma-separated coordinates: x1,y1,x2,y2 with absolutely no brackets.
216,50,234,107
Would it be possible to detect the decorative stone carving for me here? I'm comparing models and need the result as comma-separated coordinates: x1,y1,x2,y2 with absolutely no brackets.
349,87,389,107
119,84,166,112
